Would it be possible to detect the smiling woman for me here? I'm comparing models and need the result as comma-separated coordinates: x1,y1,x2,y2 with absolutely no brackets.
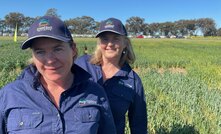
31,38,76,107
31,39,75,84
0,15,116,134
75,18,147,134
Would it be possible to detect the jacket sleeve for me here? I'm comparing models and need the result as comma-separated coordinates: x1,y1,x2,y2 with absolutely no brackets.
129,73,148,134
98,93,117,134
0,89,6,134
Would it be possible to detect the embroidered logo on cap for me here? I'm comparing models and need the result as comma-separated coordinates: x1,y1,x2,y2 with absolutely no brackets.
37,18,52,32
104,20,114,29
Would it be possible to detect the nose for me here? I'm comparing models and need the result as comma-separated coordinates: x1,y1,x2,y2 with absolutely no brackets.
45,52,56,63
107,40,114,46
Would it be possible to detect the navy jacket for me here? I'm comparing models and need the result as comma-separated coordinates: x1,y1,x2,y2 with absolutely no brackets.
0,64,116,134
75,55,147,134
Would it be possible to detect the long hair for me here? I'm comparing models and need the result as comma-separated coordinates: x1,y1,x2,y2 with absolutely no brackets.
90,36,136,67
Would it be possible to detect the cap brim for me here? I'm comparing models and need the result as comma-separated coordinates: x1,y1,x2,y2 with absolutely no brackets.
21,35,72,49
95,30,125,38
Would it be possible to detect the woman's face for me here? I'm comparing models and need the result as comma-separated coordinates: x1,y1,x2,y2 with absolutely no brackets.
31,38,76,82
99,32,126,63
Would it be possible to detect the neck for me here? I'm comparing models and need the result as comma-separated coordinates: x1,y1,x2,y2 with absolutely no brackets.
101,60,120,81
102,57,120,68
40,74,74,108
41,73,74,91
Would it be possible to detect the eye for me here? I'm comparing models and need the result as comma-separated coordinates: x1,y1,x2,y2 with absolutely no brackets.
35,50,45,55
113,37,122,43
114,38,120,41
54,47,63,52
101,37,108,42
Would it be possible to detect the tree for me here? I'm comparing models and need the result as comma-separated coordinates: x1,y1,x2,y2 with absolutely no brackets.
45,8,61,18
126,16,146,36
159,22,175,36
0,19,6,33
217,28,221,36
20,17,36,33
175,20,188,36
197,18,217,36
148,23,160,36
4,12,25,33
185,19,197,36
66,16,97,34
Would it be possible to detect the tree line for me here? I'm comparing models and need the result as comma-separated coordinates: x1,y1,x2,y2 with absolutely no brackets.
0,8,221,37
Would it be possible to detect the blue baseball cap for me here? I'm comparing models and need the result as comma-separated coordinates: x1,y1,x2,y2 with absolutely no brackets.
21,16,73,49
96,18,127,37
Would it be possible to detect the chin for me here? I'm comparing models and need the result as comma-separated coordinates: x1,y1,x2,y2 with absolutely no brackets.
45,74,64,81
106,54,119,59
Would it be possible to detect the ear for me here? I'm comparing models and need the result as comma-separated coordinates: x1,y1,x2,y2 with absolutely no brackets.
70,42,75,53
122,37,127,48
71,42,78,59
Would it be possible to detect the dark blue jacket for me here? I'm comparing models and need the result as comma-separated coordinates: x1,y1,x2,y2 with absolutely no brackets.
0,64,116,134
75,55,147,134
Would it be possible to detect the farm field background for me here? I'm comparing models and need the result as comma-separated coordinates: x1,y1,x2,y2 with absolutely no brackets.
0,36,221,134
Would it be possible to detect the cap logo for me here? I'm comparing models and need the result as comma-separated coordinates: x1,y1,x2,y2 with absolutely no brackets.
104,20,114,29
37,18,52,32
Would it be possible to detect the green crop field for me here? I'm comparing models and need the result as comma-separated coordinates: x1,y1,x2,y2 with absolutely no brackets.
0,36,221,134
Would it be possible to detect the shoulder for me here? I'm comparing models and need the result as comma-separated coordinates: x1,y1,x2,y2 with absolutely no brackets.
0,79,28,94
131,70,142,82
75,55,100,79
17,64,38,81
126,68,144,93
1,79,21,91
0,88,4,111
124,64,142,82
75,54,91,64
0,80,24,105
75,55,93,70
1,65,37,95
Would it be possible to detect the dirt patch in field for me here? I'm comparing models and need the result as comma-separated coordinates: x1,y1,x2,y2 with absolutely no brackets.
133,67,140,73
133,67,187,75
170,67,187,74
133,67,150,74
158,67,187,75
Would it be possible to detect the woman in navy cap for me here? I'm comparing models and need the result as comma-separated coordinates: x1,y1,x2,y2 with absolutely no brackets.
75,18,147,134
0,16,116,134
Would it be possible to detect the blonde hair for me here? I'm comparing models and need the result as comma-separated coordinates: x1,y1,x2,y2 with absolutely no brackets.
90,36,135,67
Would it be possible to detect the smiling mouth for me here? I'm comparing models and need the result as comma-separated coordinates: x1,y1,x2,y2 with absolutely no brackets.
45,66,61,70
106,49,116,51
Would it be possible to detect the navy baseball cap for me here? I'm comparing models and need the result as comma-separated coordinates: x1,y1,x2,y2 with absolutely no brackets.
21,16,73,49
96,18,127,37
